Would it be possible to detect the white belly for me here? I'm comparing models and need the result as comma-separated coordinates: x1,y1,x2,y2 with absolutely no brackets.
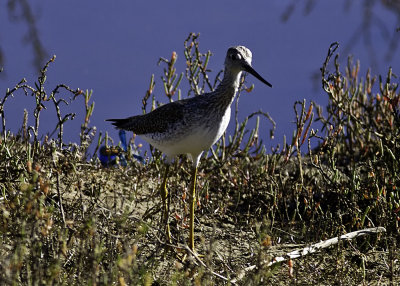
142,107,231,160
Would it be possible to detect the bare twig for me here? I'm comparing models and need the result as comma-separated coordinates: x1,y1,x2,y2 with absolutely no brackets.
151,229,234,284
182,244,234,284
232,227,386,283
320,42,339,92
266,227,386,267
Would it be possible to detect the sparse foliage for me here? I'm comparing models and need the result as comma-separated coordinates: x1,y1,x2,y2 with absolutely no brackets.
0,36,398,285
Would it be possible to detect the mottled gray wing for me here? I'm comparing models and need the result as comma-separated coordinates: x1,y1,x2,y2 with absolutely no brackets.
106,100,186,135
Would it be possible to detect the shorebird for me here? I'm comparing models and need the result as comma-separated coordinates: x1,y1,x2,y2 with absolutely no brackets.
107,46,272,251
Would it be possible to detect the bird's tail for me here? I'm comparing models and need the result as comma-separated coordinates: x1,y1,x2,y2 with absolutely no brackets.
106,118,131,130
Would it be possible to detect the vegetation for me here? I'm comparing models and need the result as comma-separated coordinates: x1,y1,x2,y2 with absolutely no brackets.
0,34,398,285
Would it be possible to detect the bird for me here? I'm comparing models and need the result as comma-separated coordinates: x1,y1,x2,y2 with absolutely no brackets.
107,46,272,251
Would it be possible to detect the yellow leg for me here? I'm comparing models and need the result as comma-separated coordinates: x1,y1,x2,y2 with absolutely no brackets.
160,165,172,244
188,165,198,251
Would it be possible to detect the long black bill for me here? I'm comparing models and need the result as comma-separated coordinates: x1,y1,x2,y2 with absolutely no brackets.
244,64,272,88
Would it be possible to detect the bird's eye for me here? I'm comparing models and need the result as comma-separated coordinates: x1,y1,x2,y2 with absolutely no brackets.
230,53,242,61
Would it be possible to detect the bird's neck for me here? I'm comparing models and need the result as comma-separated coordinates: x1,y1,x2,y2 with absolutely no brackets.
213,69,242,107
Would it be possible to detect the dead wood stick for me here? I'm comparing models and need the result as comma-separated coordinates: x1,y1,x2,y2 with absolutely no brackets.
267,227,386,266
232,227,386,283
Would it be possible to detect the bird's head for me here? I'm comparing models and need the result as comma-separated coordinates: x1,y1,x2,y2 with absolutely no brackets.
225,46,272,87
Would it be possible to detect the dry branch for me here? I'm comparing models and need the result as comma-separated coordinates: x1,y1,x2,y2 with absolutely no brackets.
232,227,386,283
266,227,386,266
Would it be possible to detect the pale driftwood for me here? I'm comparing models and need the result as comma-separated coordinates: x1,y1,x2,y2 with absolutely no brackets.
231,227,386,283
266,227,386,267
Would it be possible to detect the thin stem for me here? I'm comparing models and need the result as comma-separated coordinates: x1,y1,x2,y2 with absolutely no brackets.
160,165,171,243
189,165,198,251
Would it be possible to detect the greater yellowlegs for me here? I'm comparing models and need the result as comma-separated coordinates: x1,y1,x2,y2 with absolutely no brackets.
107,46,272,251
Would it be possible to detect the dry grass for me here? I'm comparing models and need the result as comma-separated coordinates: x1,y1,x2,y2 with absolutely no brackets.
0,36,399,285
